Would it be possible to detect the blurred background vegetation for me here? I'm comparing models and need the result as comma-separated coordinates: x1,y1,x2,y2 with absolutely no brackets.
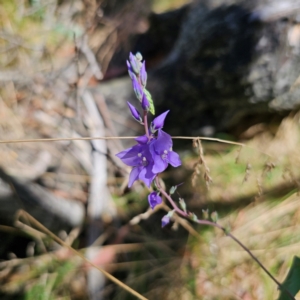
1,0,300,299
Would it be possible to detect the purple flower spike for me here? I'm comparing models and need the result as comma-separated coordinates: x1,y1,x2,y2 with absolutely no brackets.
127,102,142,123
126,60,135,79
151,110,169,132
132,75,144,101
141,93,150,110
129,52,140,74
148,191,162,209
150,129,181,174
140,61,147,87
161,215,171,227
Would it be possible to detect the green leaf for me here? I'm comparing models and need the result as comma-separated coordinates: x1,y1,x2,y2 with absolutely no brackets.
277,256,300,300
144,89,155,115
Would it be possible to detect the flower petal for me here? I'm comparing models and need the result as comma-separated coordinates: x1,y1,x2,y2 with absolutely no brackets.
128,167,140,187
152,154,168,174
154,130,172,154
135,135,148,144
116,144,142,166
168,151,181,167
139,165,156,187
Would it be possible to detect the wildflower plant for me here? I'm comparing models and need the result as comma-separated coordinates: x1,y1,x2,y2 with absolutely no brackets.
116,52,181,210
115,52,298,300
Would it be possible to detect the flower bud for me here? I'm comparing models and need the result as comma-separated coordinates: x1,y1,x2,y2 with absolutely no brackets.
169,186,177,195
150,110,169,132
129,52,140,74
135,52,143,61
211,211,218,223
141,93,150,110
190,213,198,222
179,198,187,213
202,209,209,219
161,210,175,227
140,61,147,87
161,215,170,227
126,60,135,79
127,102,142,123
148,191,162,209
132,75,144,101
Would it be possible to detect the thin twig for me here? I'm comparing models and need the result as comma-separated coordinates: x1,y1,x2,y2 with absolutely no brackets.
15,210,147,300
0,136,276,159
0,136,244,144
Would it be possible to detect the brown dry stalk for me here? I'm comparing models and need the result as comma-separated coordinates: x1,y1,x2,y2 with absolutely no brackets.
243,162,252,183
14,210,148,300
192,138,212,188
0,135,274,159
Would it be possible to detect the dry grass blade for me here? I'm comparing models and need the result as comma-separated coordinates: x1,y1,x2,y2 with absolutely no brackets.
14,210,148,300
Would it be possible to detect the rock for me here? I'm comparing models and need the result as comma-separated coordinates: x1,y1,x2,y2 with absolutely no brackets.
146,0,300,136
106,0,300,137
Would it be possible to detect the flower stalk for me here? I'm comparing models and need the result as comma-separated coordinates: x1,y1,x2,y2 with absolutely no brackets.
143,110,149,138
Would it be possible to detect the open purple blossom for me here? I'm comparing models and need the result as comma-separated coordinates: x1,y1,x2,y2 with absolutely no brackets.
148,191,162,209
127,102,142,123
150,129,181,174
116,143,156,187
150,110,169,132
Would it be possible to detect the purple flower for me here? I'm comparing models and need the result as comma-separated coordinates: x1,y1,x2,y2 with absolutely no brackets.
140,61,147,87
161,215,171,227
132,75,144,101
148,191,162,209
151,110,169,132
141,93,150,110
129,52,140,74
161,210,175,227
127,102,142,123
116,143,156,187
150,129,181,174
